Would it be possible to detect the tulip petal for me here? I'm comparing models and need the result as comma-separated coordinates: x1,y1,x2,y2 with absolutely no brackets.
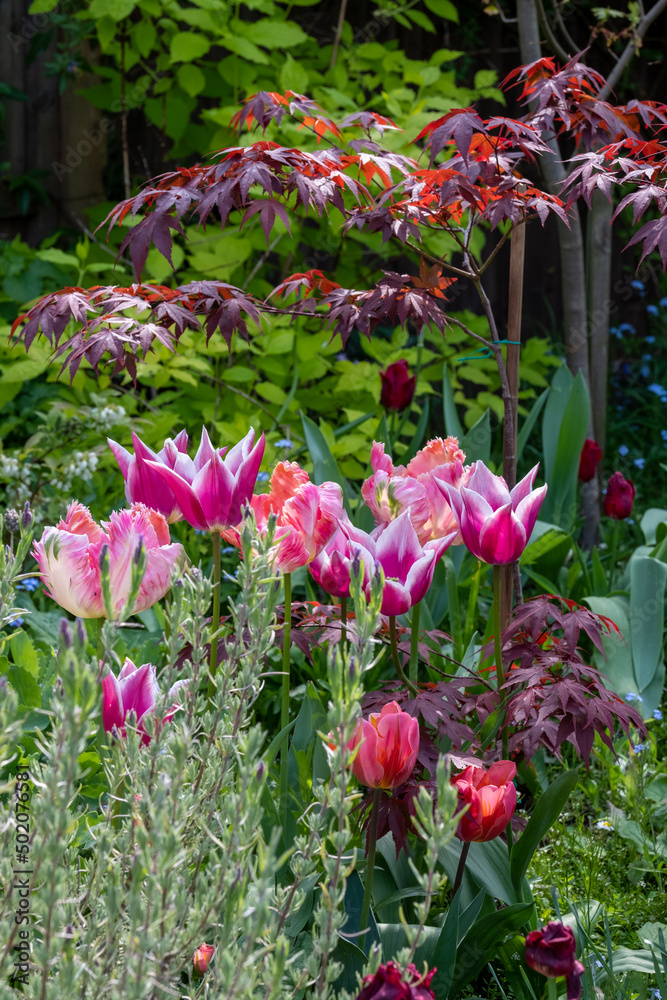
145,462,209,531
514,483,548,541
375,510,424,581
107,438,132,481
102,671,125,734
351,719,385,788
459,486,494,538
191,451,235,530
467,461,511,509
118,662,158,724
33,528,103,618
227,431,265,524
478,503,525,564
223,427,255,476
194,427,217,472
509,463,538,508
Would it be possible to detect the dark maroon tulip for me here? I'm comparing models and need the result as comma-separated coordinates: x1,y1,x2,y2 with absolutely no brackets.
578,438,602,482
355,962,436,1000
603,472,636,519
525,922,585,1000
380,360,416,412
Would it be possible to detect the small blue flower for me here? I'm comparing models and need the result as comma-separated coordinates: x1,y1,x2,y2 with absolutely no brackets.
661,430,667,442
634,457,645,470
648,383,667,399
647,335,656,344
633,743,649,753
619,322,636,334
631,280,645,293
641,365,650,378
9,615,24,626
221,546,237,555
625,692,643,702
653,709,663,720
647,304,659,316
660,298,667,309
649,989,662,1000
21,577,40,592
274,439,293,450
595,960,604,968
610,326,623,340
618,445,629,456
256,471,270,482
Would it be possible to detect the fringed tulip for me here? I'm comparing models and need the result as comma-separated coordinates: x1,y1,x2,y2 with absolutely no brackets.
102,658,188,745
308,519,374,598
452,761,517,842
362,439,471,543
355,961,437,1000
33,502,184,618
144,427,265,532
603,472,635,519
349,701,419,789
379,359,416,412
193,943,215,977
525,923,585,1000
341,510,455,616
578,438,602,483
438,461,547,565
223,462,343,573
108,429,191,522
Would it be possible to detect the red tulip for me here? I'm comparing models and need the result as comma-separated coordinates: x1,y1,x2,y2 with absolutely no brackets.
349,701,419,790
603,472,635,519
193,942,215,976
102,658,188,745
525,922,585,1000
578,438,602,483
380,359,416,412
355,961,436,1000
452,761,517,842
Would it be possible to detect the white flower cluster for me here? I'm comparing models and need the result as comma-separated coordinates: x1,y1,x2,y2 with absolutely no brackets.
89,404,126,430
0,454,23,479
53,450,99,493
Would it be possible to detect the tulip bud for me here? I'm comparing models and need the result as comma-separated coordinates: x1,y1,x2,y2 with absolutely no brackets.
193,942,215,977
578,438,602,483
603,472,635,520
452,761,517,842
21,502,32,530
379,359,416,412
354,961,436,1000
4,508,19,534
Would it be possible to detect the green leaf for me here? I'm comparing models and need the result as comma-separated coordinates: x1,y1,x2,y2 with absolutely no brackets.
462,408,491,464
300,412,354,511
132,19,156,57
630,556,667,690
220,34,269,64
263,719,296,773
403,399,430,463
517,387,549,461
87,0,136,19
243,19,308,48
443,365,464,440
452,903,534,992
641,508,667,546
279,54,309,93
176,64,206,97
8,665,41,708
591,546,607,595
169,32,211,62
424,0,459,20
430,888,461,999
10,631,40,677
510,768,578,892
480,704,504,751
542,368,590,530
439,837,517,905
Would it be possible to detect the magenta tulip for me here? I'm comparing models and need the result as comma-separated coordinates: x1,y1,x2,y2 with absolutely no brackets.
379,359,416,412
603,471,635,520
525,923,585,1000
308,519,374,598
102,658,188,744
145,427,265,532
349,701,420,789
108,429,191,523
355,962,436,1000
437,461,547,565
341,510,455,616
33,502,184,619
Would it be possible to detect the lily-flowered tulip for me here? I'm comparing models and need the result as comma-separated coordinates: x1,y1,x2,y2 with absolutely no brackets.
102,658,188,745
308,518,374,598
33,502,184,619
349,701,419,789
379,359,416,412
193,943,215,977
525,923,585,1000
144,427,265,532
578,438,602,483
437,461,547,565
452,761,517,842
224,462,343,573
603,471,635,520
362,439,471,544
108,429,190,523
341,510,455,616
355,961,436,1000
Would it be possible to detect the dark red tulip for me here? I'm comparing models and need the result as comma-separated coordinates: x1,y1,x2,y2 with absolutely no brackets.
603,472,635,519
525,922,585,1000
355,961,436,1000
578,438,602,482
380,360,416,412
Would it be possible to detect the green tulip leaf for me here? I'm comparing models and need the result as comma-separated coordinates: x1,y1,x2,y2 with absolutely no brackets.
510,768,578,892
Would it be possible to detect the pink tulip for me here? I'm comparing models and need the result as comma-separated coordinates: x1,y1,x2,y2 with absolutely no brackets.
362,439,471,543
144,427,265,532
341,510,455,616
193,943,215,977
33,501,184,618
452,761,517,842
108,429,191,523
349,701,420,789
308,519,374,598
223,462,344,573
437,461,547,565
102,658,188,744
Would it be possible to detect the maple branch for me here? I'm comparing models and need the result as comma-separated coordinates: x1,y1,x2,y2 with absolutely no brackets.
477,225,513,275
403,239,473,280
536,0,570,62
598,0,667,100
330,0,349,69
445,316,495,352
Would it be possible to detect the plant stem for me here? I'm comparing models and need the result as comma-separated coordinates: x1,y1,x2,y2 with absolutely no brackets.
96,618,104,662
493,564,509,761
464,560,482,650
340,595,347,657
280,572,292,834
409,601,421,685
389,616,418,697
452,841,470,895
607,520,620,589
445,557,463,656
207,531,222,700
359,787,382,951
547,976,559,1000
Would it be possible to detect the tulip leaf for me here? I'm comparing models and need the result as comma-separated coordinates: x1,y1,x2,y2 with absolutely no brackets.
462,407,491,464
451,902,534,992
640,508,667,546
378,923,441,967
262,718,297,774
300,412,355,512
342,869,381,955
439,836,517,905
517,386,549,461
541,368,590,531
430,887,461,999
479,704,504,751
331,935,368,992
510,768,579,893
443,365,464,440
282,870,319,938
630,556,667,691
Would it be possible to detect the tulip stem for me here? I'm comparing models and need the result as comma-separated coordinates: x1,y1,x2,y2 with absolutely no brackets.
409,601,421,684
360,786,382,951
340,595,347,657
493,564,509,761
389,617,419,697
452,840,470,896
96,618,104,662
207,531,222,700
547,976,558,1000
280,572,292,834
607,520,620,589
